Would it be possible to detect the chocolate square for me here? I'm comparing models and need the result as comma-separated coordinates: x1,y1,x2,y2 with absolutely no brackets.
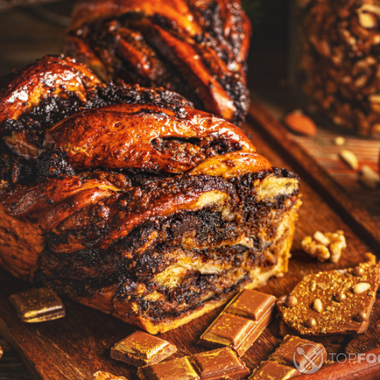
226,289,276,321
199,313,255,349
8,287,65,323
93,371,128,380
249,361,299,380
137,357,200,380
111,331,177,366
191,347,250,380
199,290,276,356
269,335,326,371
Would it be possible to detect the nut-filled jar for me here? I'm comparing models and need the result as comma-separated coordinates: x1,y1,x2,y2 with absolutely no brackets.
293,0,380,136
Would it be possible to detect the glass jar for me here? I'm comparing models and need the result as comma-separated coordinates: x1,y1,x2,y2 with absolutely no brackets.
292,0,380,137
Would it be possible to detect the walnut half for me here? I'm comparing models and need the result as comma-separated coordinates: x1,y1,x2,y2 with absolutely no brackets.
302,231,346,263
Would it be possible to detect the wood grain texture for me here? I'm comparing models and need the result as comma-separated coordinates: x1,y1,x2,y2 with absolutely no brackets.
345,319,380,355
0,293,66,380
252,95,380,224
1,104,380,379
0,338,31,380
297,347,380,380
248,101,380,253
293,130,380,223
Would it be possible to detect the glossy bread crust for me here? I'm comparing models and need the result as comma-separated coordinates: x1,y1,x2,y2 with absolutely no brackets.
0,57,301,334
0,55,101,134
65,0,251,125
46,103,255,173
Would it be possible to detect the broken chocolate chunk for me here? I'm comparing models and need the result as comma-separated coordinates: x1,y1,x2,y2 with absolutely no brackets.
225,289,277,321
137,356,200,380
249,361,299,380
111,330,177,367
199,289,276,356
93,371,128,380
137,347,249,380
249,335,327,379
191,347,250,380
269,335,326,373
8,287,65,323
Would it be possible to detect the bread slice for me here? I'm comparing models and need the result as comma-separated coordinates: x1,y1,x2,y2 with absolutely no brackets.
0,57,301,333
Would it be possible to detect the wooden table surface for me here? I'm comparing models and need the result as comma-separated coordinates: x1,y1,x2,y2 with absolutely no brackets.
1,3,380,379
254,96,380,224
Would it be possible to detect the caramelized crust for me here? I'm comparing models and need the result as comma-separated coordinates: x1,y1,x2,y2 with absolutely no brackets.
0,56,101,134
189,152,272,178
186,0,251,62
0,58,301,333
64,36,109,82
71,0,202,35
46,104,255,173
0,55,197,182
142,23,237,121
0,202,45,281
65,0,251,125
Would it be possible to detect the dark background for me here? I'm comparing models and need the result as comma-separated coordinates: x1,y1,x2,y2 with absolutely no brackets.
0,0,291,99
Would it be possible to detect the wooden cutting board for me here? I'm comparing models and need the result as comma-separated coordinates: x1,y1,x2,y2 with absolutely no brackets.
1,100,380,380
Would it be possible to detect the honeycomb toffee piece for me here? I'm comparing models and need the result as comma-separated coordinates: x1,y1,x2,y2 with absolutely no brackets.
93,371,128,380
110,330,177,367
199,289,276,356
137,347,249,380
249,335,327,379
8,287,65,323
277,262,380,336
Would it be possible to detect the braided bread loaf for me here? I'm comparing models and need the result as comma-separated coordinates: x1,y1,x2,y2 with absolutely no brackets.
64,0,251,125
0,56,300,333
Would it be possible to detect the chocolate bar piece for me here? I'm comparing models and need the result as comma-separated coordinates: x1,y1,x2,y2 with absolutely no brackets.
93,371,128,380
269,335,326,373
199,289,276,356
111,331,177,367
277,262,380,336
198,314,256,355
137,357,199,380
249,335,327,379
137,347,249,380
225,289,276,321
8,287,65,323
249,361,299,380
191,347,250,380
